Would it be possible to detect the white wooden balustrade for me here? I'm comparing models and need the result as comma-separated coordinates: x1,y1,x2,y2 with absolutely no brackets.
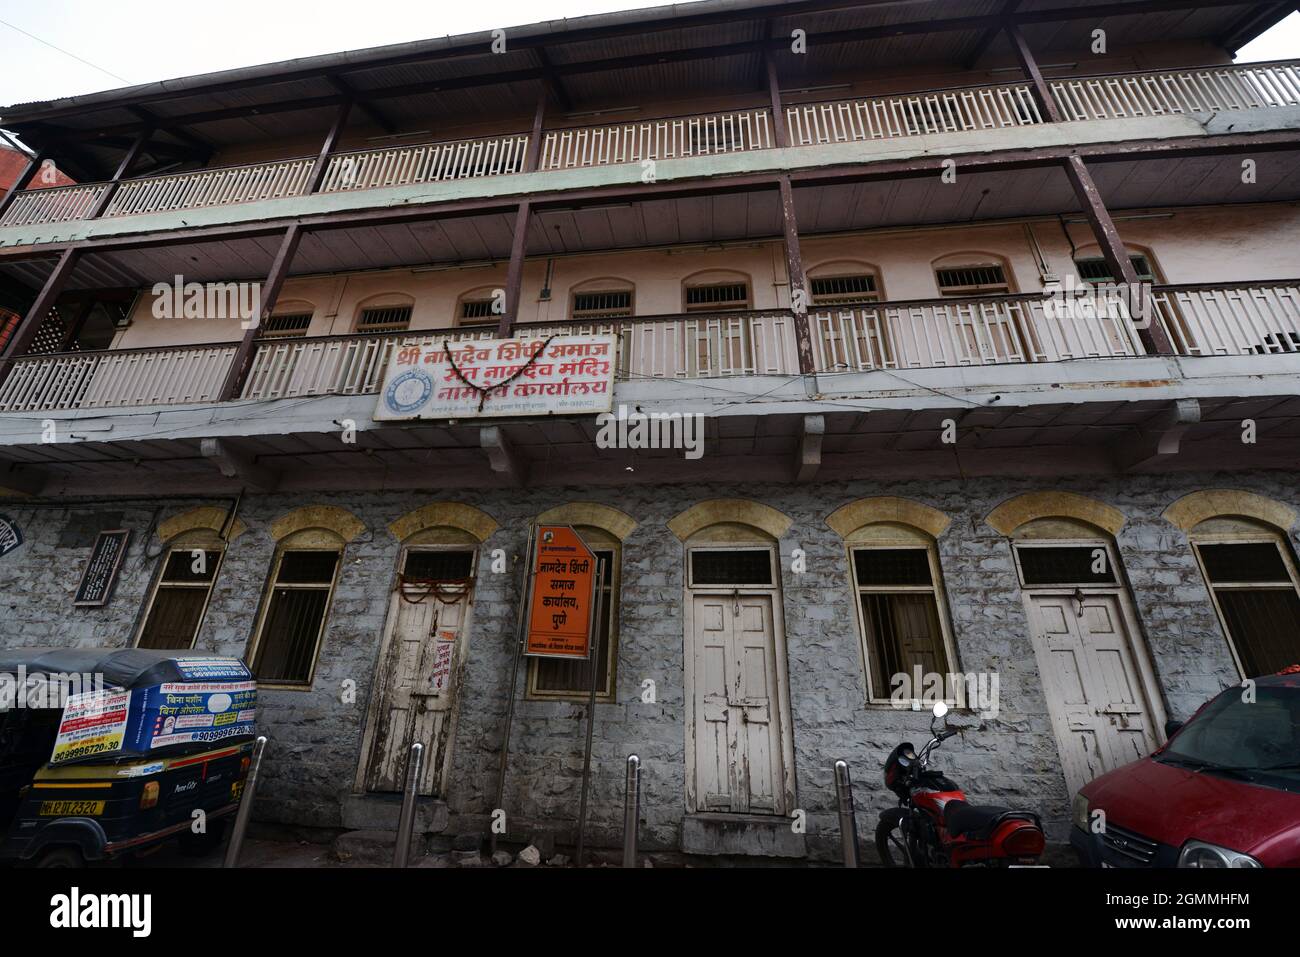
103,159,315,217
810,295,1145,372
538,109,774,170
0,285,1294,412
786,83,1042,145
0,184,111,227
0,344,237,411
319,134,531,192
1154,284,1300,356
1051,62,1300,121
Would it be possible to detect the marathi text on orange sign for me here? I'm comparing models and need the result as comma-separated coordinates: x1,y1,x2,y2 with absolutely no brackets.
525,526,597,659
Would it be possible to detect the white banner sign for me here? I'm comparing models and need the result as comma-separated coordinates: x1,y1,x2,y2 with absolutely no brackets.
374,335,616,421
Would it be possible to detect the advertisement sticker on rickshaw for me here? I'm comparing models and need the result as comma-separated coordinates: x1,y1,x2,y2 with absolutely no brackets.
48,657,257,765
50,689,132,764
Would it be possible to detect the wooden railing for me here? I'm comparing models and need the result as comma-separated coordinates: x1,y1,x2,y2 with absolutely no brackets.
810,292,1145,371
240,310,800,400
2,61,1296,229
319,133,531,192
104,158,316,217
786,82,1042,145
0,342,238,411
1051,61,1300,121
537,108,774,170
1153,282,1300,356
0,184,111,227
1,283,1296,412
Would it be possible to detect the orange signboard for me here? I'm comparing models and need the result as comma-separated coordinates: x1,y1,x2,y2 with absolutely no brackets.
525,526,598,659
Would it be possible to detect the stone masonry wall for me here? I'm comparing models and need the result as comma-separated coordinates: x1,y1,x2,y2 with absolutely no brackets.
0,469,1294,857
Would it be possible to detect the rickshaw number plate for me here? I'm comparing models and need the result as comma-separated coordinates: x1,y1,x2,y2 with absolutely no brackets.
39,800,105,816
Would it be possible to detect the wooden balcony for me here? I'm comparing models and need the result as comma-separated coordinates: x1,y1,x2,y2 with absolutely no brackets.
2,283,1296,415
3,61,1296,230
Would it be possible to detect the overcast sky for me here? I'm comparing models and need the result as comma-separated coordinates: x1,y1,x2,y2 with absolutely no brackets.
0,1,1297,108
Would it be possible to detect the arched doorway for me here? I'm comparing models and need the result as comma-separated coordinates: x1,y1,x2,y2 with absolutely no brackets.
990,497,1166,799
670,500,796,816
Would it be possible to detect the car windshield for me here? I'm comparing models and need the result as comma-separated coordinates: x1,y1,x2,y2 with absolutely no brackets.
1158,685,1300,793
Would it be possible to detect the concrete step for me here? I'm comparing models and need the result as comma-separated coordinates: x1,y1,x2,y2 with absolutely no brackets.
340,792,449,833
681,812,807,858
333,829,421,866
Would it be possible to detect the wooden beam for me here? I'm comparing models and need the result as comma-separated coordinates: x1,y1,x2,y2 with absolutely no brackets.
0,249,79,389
496,202,531,339
306,100,354,194
777,176,815,375
200,437,280,491
10,0,1265,140
535,49,572,114
525,91,547,172
480,425,528,485
1113,398,1201,471
1004,22,1062,122
0,460,46,496
0,143,45,221
796,414,825,482
1060,155,1173,355
327,75,396,134
765,51,789,148
965,0,1020,69
217,224,303,400
85,127,154,221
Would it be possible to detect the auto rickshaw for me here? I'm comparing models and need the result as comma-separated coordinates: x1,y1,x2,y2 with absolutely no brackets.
0,648,257,867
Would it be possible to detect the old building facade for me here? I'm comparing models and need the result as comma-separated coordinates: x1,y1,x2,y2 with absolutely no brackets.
0,0,1298,860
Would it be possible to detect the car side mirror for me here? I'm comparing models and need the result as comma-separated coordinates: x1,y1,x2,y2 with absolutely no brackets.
1164,719,1184,739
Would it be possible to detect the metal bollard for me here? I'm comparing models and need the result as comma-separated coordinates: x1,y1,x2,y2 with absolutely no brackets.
834,759,859,868
223,735,267,869
622,754,641,868
393,741,424,868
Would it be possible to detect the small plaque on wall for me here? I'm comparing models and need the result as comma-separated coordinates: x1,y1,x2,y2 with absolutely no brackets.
74,529,132,607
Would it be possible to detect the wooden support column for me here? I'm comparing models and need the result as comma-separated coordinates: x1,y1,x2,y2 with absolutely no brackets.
218,224,303,400
496,202,531,339
525,89,547,172
777,176,815,375
1061,155,1173,354
765,51,789,147
1007,23,1173,355
85,127,153,220
305,100,354,194
0,144,46,221
0,249,80,386
1003,23,1062,122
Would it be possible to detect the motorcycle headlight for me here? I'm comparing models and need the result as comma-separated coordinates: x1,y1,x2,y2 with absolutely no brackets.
1177,840,1262,869
1071,792,1090,831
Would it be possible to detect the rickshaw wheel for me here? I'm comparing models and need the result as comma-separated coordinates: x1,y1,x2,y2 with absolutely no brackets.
35,846,85,868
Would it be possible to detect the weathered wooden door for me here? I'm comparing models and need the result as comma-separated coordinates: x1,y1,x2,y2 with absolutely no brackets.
1028,592,1159,798
364,553,473,796
691,592,785,814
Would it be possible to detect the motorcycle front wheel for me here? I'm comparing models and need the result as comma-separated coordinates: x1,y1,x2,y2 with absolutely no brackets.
875,810,915,867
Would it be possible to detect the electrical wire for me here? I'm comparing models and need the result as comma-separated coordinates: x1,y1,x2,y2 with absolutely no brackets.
0,16,134,86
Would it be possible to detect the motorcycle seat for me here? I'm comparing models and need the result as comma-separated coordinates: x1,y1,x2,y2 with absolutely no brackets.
943,800,1037,840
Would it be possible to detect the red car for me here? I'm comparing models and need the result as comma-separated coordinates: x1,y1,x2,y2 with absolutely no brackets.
1071,666,1300,868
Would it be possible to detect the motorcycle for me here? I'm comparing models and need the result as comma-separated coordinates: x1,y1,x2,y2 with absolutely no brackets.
876,701,1046,867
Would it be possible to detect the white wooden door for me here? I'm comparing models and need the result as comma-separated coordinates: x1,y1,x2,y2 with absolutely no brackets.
1028,592,1159,798
691,593,785,814
365,586,469,796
